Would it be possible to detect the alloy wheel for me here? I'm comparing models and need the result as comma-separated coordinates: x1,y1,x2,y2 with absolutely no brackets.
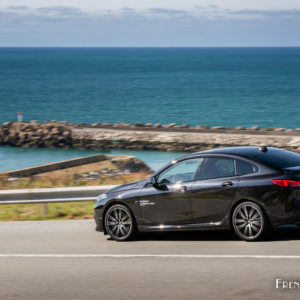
233,203,264,241
105,205,133,241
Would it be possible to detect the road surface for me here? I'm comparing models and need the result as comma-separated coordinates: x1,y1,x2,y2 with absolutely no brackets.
0,220,300,300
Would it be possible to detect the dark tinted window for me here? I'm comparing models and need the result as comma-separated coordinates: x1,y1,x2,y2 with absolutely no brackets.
202,158,235,179
247,148,300,169
236,160,258,175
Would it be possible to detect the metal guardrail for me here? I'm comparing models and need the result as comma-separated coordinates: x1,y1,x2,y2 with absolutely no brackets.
0,185,116,205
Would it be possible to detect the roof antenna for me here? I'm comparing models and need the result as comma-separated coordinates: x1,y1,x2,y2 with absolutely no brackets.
258,146,268,153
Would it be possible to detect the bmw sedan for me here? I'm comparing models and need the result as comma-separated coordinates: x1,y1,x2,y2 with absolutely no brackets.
94,146,300,241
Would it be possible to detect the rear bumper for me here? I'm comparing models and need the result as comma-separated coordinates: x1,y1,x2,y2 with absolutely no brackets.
269,209,300,226
94,206,104,232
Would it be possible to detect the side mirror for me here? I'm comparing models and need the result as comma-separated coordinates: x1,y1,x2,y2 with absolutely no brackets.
148,176,158,186
147,176,168,190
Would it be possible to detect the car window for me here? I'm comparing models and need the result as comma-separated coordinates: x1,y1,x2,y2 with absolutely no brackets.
202,157,235,179
158,158,204,184
236,160,258,175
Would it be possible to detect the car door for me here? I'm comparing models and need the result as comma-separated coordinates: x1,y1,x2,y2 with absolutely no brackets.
140,157,204,227
190,156,239,224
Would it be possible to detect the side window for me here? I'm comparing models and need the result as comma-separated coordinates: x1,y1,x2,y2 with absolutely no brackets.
202,158,235,179
236,160,258,176
158,158,203,184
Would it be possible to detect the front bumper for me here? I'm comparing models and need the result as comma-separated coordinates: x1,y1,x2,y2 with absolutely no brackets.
94,206,104,232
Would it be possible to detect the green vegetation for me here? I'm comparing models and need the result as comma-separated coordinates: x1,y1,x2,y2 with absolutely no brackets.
0,174,144,190
0,202,94,221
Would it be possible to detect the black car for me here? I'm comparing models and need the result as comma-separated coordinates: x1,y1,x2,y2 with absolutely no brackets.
94,146,300,241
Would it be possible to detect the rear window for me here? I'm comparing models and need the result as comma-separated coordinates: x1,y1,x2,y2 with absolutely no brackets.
236,160,258,175
247,148,300,169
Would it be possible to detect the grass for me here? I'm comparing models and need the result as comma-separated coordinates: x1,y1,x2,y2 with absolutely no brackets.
0,174,149,221
0,172,149,190
0,202,94,221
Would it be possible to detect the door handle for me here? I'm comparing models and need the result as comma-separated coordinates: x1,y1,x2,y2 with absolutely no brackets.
222,181,233,187
174,185,187,193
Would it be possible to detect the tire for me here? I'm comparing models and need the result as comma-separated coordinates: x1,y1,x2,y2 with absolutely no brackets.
232,201,269,241
104,204,136,241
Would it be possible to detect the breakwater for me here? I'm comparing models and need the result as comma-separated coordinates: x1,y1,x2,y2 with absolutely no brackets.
1,121,300,152
0,153,151,178
1,154,106,177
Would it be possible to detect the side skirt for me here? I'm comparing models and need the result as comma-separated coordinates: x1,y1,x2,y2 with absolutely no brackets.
138,221,230,232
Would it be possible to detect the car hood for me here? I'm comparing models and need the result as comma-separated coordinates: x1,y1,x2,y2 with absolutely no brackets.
107,179,147,194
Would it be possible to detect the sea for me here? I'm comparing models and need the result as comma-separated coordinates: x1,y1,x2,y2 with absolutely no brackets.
0,147,186,172
0,47,300,171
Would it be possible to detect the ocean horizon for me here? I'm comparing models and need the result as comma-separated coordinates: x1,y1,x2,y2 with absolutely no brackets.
0,47,300,128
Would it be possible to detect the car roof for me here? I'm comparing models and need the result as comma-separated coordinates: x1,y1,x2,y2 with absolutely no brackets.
175,146,300,170
154,146,285,175
178,146,270,160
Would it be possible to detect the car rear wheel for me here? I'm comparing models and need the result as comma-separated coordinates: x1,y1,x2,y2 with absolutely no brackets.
104,204,136,241
232,202,269,241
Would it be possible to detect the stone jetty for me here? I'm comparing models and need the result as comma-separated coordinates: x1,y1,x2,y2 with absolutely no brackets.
1,121,300,152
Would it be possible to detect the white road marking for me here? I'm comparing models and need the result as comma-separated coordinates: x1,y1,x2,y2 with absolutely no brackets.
0,254,300,259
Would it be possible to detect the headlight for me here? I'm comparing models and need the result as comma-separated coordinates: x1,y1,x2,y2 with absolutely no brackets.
97,193,107,202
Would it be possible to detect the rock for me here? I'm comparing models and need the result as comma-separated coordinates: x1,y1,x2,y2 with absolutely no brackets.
111,156,152,172
91,123,99,127
63,131,71,138
133,123,145,127
234,126,245,130
153,123,162,128
212,126,225,130
195,125,207,129
163,123,176,128
274,128,285,132
249,126,260,130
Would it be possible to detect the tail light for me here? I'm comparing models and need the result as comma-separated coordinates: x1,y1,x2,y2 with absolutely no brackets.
272,179,300,187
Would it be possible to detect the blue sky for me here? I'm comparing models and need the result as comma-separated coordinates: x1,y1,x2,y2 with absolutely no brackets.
1,0,300,46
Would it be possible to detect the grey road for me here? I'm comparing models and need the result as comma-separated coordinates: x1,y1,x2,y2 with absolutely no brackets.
0,220,300,300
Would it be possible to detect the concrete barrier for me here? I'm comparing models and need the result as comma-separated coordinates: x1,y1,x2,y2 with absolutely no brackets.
0,154,107,177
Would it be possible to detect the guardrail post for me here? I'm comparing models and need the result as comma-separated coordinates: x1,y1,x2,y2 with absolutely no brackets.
42,203,48,216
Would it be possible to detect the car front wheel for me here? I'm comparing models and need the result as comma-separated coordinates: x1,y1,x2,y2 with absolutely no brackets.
232,202,269,241
104,204,136,241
